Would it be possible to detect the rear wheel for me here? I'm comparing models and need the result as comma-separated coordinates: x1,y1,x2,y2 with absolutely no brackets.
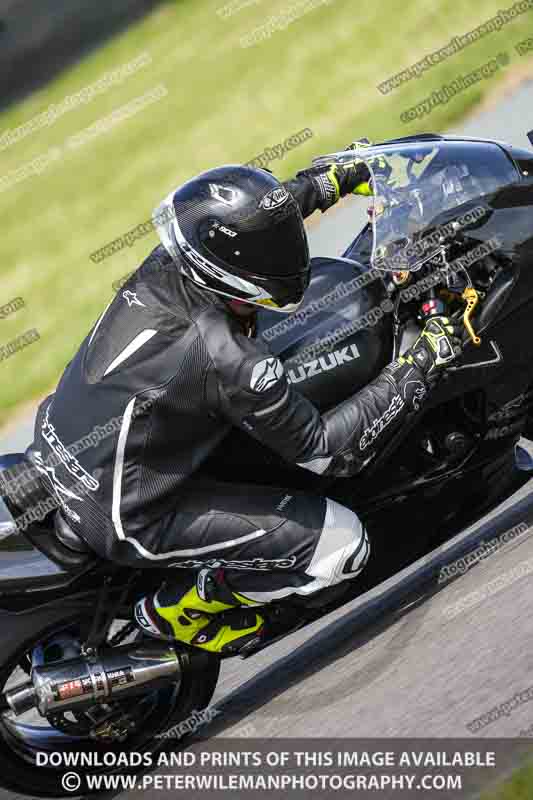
0,614,220,797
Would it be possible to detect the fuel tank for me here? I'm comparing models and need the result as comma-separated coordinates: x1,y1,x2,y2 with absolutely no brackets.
256,256,393,411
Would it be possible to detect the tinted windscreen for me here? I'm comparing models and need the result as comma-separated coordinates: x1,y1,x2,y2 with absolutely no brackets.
364,140,519,271
314,140,519,273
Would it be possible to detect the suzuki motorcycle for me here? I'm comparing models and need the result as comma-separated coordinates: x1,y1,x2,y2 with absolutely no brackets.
1,133,533,795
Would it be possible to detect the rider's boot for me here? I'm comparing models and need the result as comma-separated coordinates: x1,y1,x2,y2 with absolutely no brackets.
134,568,265,655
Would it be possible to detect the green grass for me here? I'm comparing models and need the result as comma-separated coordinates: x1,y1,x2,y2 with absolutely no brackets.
480,757,533,799
0,0,532,425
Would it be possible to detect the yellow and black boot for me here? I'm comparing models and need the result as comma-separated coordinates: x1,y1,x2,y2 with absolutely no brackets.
134,569,264,655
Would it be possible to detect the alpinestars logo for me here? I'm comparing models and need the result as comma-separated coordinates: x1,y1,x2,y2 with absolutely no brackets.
134,599,162,637
41,412,99,493
35,409,101,523
260,186,289,210
359,394,405,451
123,291,146,308
287,343,360,384
250,357,284,392
33,453,83,523
404,379,427,411
167,556,297,571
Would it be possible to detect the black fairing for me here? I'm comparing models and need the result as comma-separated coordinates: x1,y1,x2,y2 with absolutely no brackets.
256,256,393,411
428,143,533,407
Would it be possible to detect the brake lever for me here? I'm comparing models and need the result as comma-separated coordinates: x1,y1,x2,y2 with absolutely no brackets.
461,286,481,346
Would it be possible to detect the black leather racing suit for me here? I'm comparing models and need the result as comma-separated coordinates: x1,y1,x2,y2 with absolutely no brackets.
28,169,430,600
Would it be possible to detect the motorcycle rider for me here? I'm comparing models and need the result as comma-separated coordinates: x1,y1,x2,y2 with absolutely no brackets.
30,154,464,655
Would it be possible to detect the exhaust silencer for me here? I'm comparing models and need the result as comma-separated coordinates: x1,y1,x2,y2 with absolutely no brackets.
7,641,180,716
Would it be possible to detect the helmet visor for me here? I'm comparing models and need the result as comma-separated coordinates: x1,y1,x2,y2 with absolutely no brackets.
200,195,309,278
250,270,310,312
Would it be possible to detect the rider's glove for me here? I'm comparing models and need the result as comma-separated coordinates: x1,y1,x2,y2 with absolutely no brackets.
333,161,373,197
400,316,464,381
344,138,374,195
300,161,372,211
344,138,395,193
300,137,374,211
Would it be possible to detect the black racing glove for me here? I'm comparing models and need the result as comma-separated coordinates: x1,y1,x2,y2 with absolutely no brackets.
343,138,376,195
297,161,372,212
401,316,465,381
328,161,372,197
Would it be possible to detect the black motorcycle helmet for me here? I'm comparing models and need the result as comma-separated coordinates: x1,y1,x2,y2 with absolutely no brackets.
153,165,310,312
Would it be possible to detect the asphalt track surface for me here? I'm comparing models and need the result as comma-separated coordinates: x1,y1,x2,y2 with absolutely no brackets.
1,81,533,798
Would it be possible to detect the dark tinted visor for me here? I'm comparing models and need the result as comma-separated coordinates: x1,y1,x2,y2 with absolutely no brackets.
201,200,310,278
